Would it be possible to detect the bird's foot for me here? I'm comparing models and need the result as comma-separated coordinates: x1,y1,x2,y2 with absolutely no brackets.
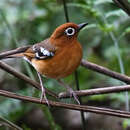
37,72,50,106
67,88,80,105
40,91,50,106
57,79,80,104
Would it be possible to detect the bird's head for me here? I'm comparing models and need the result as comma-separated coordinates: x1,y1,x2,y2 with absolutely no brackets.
50,22,88,47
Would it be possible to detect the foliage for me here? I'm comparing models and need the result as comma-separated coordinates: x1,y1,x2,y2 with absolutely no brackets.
0,0,130,129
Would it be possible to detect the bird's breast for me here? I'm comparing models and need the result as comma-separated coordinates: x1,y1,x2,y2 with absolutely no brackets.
31,42,82,79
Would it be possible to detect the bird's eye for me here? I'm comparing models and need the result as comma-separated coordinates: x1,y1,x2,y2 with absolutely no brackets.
65,27,75,36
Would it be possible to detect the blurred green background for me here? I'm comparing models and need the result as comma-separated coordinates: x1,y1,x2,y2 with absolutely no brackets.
0,0,130,130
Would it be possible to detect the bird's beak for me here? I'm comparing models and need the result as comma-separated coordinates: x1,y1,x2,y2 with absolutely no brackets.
78,22,88,31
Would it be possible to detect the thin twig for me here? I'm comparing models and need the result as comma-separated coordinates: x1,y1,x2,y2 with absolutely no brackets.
81,59,130,84
74,71,86,130
62,0,86,129
109,30,129,111
0,89,130,118
59,85,130,98
62,0,69,22
0,61,58,98
113,0,130,16
0,116,23,130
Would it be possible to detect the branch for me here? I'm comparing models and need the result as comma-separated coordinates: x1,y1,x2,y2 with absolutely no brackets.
0,116,22,130
59,85,130,98
1,58,130,99
113,0,130,16
0,89,130,118
0,61,58,98
81,59,130,84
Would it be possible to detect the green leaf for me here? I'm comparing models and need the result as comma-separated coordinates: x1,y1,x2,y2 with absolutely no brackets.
105,10,126,18
123,119,130,129
94,0,113,5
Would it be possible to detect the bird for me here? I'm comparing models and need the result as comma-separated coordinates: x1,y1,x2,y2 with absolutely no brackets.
0,22,88,105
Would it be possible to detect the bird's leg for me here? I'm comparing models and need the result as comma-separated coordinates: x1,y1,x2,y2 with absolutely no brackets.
57,79,80,104
37,72,49,106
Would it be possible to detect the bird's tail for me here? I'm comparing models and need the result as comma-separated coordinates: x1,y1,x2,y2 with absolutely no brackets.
0,46,31,60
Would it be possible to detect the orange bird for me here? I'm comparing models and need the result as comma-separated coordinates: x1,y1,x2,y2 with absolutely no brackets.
0,22,88,105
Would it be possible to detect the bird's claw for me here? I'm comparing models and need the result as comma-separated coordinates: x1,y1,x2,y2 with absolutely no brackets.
58,88,80,104
40,92,50,106
68,89,80,105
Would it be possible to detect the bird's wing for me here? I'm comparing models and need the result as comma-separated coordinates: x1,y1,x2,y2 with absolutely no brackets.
31,38,56,60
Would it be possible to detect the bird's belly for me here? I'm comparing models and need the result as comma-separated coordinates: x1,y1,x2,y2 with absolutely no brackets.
32,56,81,78
31,44,82,79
